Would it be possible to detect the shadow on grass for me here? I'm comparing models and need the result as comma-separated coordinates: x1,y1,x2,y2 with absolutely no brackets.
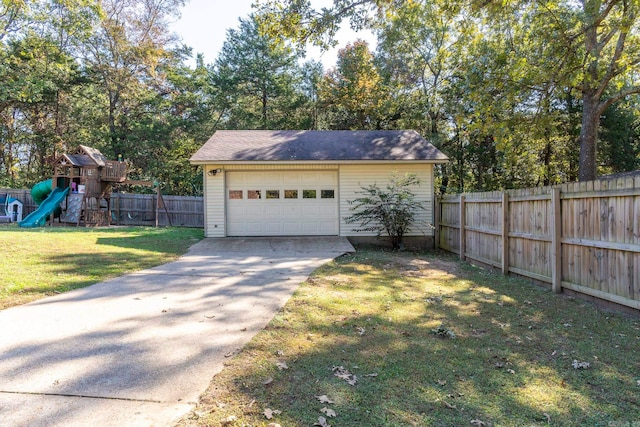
1,227,203,308
95,227,203,254
186,250,640,426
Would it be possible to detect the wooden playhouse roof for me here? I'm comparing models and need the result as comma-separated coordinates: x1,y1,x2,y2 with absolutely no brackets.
53,145,109,167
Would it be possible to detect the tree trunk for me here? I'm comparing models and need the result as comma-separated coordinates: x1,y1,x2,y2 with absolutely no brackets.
578,90,600,181
261,89,268,129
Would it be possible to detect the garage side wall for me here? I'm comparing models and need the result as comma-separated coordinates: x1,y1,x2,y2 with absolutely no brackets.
339,164,434,237
204,165,225,237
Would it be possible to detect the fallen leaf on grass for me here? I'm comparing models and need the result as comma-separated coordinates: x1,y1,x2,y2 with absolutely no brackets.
437,379,447,386
333,366,357,385
470,419,486,426
507,369,516,374
442,400,457,409
221,415,237,425
189,410,206,420
263,377,274,385
572,360,591,369
264,408,282,419
431,324,456,339
364,373,378,377
276,361,289,370
316,395,334,404
356,326,366,336
314,416,332,427
320,407,337,417
267,424,282,427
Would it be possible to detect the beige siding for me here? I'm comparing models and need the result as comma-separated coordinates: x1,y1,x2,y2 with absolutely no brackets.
223,164,338,171
204,165,225,237
339,164,434,237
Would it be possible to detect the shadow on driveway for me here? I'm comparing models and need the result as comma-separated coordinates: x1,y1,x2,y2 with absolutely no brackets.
0,237,354,427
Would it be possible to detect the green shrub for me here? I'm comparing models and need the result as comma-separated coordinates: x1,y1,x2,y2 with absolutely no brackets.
344,173,423,250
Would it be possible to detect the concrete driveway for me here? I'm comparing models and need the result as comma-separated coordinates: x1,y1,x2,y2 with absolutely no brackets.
0,237,354,427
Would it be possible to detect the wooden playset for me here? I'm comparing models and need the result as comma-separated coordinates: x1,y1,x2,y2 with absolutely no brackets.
51,145,128,226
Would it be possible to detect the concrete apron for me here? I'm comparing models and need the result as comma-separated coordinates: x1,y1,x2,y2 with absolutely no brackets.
0,237,354,427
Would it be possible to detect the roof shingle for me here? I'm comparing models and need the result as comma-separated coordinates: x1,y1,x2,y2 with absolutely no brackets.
190,130,449,163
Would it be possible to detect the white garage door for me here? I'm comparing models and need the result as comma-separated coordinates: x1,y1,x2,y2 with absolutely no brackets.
226,171,339,236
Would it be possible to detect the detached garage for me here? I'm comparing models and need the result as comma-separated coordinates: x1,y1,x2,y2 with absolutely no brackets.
189,130,448,246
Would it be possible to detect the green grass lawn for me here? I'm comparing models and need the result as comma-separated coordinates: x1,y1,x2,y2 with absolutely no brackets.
177,249,640,427
0,225,203,309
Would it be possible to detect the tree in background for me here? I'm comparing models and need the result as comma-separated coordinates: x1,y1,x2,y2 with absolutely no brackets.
211,15,311,130
256,0,640,184
81,0,185,166
3,0,640,194
318,40,386,129
0,0,99,186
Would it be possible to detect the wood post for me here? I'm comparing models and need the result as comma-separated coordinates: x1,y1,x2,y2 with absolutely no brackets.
459,194,466,261
501,192,509,275
115,193,120,226
155,186,172,227
551,188,562,293
155,185,159,228
434,196,440,250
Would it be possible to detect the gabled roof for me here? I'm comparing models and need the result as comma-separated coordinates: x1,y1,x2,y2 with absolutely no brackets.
76,145,108,167
66,155,96,167
53,145,109,167
53,153,94,167
190,130,449,164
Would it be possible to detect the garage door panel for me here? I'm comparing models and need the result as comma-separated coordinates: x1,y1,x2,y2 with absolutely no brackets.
282,222,301,233
263,223,281,233
319,222,338,233
299,173,319,185
245,222,265,233
226,171,338,236
265,205,282,217
301,206,318,217
319,206,337,216
282,206,300,217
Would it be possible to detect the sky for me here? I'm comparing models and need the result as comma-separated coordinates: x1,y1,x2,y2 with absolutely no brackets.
169,0,376,69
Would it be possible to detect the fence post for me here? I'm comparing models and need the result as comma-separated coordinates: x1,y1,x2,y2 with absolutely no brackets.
551,188,562,293
502,192,509,275
434,196,440,250
114,193,120,226
459,194,466,261
155,186,159,228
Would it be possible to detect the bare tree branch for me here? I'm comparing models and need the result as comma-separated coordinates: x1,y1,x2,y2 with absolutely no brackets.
598,85,640,114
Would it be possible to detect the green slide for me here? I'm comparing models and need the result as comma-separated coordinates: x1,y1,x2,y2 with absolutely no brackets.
19,180,70,228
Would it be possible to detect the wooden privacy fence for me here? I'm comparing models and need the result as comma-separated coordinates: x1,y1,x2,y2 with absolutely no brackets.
436,176,640,311
111,193,203,227
0,189,204,228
